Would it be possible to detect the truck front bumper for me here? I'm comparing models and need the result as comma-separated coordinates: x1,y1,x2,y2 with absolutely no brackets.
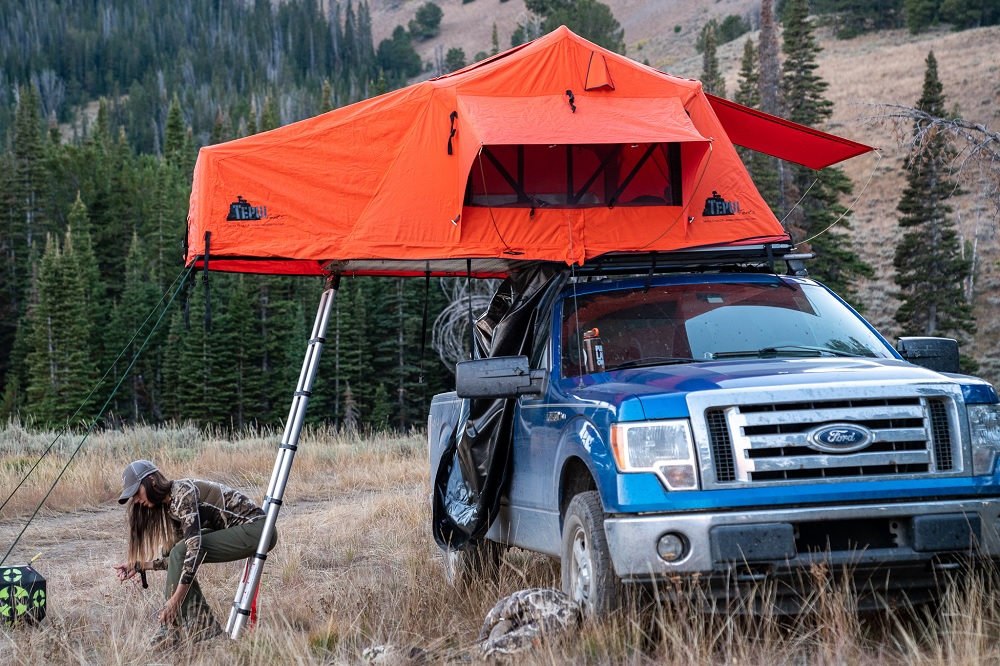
604,498,1000,582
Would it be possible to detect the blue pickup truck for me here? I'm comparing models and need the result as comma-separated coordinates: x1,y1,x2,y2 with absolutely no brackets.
428,246,1000,614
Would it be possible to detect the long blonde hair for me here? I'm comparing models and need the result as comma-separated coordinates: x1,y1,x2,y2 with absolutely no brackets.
125,471,178,565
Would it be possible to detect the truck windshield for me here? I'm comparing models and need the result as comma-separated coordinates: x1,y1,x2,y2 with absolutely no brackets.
560,279,894,377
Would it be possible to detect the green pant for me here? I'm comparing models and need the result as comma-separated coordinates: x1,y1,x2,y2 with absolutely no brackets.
164,520,278,622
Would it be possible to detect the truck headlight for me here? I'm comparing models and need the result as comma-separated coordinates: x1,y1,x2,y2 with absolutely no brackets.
969,404,1000,475
610,420,699,491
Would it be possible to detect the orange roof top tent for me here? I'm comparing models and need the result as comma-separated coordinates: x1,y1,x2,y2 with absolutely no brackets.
185,26,871,278
193,27,874,638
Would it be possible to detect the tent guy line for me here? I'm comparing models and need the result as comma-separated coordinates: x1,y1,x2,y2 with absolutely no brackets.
0,263,196,568
801,150,884,245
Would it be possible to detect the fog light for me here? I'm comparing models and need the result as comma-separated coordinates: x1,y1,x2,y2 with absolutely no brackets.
657,532,688,563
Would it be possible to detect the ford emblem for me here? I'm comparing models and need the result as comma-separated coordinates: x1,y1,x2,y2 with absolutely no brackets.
807,423,874,453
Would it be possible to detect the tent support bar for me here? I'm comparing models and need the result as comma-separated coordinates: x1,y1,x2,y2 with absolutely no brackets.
226,273,340,639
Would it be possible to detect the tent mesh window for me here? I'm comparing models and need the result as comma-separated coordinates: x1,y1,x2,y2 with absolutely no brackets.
467,143,682,209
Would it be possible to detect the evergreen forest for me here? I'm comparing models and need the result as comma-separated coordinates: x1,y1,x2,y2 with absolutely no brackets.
0,0,992,431
0,0,456,432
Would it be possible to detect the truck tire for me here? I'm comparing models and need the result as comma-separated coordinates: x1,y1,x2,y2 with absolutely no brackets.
561,491,622,616
441,538,506,589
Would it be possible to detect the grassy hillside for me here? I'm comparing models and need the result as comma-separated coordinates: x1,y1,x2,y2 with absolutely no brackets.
367,0,759,69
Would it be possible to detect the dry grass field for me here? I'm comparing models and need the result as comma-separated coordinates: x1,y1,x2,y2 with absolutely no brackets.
4,424,1000,664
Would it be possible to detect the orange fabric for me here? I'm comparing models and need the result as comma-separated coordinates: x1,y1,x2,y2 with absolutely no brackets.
585,52,614,91
706,94,873,169
186,26,870,277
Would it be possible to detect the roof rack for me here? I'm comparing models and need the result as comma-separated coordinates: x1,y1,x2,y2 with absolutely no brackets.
577,244,812,277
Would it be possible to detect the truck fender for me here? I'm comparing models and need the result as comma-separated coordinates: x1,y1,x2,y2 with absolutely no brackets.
553,417,617,526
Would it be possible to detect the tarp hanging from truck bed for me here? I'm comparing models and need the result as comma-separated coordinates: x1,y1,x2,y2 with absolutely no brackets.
432,265,567,549
184,26,873,277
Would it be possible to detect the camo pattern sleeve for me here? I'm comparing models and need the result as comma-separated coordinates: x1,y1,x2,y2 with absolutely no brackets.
148,521,183,571
168,479,203,586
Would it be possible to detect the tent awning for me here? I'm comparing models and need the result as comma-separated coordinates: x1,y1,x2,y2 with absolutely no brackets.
458,95,709,146
707,94,873,169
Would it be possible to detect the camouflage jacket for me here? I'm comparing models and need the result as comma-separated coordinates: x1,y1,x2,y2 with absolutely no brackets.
150,479,265,585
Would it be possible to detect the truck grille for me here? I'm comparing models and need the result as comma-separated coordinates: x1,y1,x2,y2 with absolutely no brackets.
702,395,960,485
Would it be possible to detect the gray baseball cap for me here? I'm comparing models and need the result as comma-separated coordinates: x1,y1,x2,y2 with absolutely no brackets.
118,460,159,504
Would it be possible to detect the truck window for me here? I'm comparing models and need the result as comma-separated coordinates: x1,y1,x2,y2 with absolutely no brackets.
560,279,893,377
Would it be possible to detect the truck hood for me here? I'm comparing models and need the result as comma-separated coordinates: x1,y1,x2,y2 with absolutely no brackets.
561,357,994,421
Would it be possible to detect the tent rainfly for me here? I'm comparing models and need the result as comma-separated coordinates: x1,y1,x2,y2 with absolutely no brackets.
185,26,874,639
184,26,871,278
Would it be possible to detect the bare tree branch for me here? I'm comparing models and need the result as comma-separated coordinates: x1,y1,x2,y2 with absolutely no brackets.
861,103,1000,216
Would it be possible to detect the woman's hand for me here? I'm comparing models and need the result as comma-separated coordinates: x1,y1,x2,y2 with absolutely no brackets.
114,562,137,581
158,582,190,625
158,596,181,625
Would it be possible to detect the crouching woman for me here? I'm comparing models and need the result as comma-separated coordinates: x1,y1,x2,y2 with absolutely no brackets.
113,460,277,644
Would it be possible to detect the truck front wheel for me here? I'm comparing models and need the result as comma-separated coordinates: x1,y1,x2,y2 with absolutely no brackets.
561,491,622,616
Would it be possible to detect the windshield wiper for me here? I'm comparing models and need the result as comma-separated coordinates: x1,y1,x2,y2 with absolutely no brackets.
614,356,705,369
710,345,863,360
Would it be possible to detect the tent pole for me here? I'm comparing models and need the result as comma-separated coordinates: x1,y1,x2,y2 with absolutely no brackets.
227,273,340,639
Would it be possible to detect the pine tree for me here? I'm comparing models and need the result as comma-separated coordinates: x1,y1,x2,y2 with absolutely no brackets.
370,382,391,431
491,22,500,56
757,0,786,213
10,85,50,296
734,38,780,209
225,275,265,428
209,107,231,145
893,51,974,338
0,149,19,393
257,277,307,420
374,69,388,96
163,94,186,166
67,194,102,308
700,23,726,98
66,194,109,390
160,279,241,426
25,231,97,426
734,38,760,110
334,276,375,421
540,0,625,54
343,1,358,77
260,93,280,132
342,382,358,432
758,0,782,117
85,122,143,303
320,79,334,113
780,0,873,305
108,234,164,422
905,0,940,32
246,99,259,136
355,1,377,85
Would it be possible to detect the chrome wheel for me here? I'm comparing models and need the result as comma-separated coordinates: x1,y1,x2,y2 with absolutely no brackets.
561,491,622,616
569,524,593,605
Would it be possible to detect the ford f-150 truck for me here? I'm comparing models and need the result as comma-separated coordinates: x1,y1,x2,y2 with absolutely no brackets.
428,247,1000,614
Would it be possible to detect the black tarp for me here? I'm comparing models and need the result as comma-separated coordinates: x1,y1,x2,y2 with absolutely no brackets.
432,264,566,550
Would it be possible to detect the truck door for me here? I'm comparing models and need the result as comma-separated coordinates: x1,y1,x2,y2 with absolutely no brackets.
505,331,566,555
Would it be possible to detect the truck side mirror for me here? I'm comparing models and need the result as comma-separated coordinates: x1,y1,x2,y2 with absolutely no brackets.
455,356,548,399
897,337,960,374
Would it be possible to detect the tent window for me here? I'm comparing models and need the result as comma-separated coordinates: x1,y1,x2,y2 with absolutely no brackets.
466,143,682,208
